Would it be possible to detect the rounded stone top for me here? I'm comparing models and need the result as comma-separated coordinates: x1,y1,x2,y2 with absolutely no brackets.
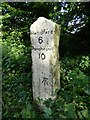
30,17,60,35
30,17,56,33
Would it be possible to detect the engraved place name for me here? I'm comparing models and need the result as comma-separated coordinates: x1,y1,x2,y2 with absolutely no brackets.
32,46,53,51
31,29,54,35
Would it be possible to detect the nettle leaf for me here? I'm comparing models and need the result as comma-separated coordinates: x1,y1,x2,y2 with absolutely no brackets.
21,108,31,118
20,103,32,118
59,114,67,119
43,107,52,118
3,13,11,19
84,85,90,95
81,109,88,118
65,103,76,118
14,113,19,117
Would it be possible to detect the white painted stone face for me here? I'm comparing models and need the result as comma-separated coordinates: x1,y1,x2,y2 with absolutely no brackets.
30,17,60,101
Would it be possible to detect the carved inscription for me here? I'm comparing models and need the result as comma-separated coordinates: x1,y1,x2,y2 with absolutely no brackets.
42,77,48,86
32,46,53,51
38,37,43,44
39,53,46,60
31,29,53,96
31,29,54,35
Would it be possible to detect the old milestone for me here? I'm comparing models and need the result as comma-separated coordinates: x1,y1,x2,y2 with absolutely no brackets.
30,17,61,101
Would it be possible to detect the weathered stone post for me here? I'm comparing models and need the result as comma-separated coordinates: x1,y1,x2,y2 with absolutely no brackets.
30,17,60,102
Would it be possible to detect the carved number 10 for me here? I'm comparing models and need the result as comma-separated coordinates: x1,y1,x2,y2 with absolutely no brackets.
39,53,46,60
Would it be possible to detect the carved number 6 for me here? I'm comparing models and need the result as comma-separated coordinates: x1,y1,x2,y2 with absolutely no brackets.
38,37,43,44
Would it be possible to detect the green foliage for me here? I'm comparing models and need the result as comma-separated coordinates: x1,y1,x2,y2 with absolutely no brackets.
79,56,90,71
2,31,33,118
43,107,52,118
65,103,76,118
43,56,89,119
20,103,36,118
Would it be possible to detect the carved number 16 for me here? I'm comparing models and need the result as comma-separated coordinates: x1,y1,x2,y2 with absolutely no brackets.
39,53,46,60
